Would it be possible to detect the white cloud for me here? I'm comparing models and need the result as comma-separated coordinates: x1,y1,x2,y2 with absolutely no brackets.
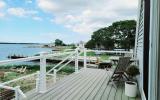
25,0,33,4
7,8,26,17
32,16,43,21
40,32,90,43
0,0,6,18
0,0,6,9
40,32,69,43
37,0,138,34
0,12,5,17
7,7,38,17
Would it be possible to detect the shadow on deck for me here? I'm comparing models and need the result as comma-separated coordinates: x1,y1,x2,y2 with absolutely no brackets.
23,68,141,100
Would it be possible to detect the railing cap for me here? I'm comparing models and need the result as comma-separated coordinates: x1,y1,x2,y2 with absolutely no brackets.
39,52,48,56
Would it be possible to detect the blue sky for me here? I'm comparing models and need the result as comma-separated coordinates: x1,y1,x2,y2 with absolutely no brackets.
0,0,138,43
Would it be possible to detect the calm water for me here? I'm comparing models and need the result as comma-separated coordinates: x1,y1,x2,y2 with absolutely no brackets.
0,44,52,60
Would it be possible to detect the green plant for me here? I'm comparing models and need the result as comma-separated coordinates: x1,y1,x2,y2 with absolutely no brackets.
126,65,140,81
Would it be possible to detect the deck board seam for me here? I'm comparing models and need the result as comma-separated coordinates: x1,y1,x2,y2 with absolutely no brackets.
59,69,103,100
113,83,121,100
92,72,110,100
56,69,100,100
43,70,93,100
86,71,109,100
106,84,114,100
27,70,83,99
30,69,90,100
78,70,107,100
68,70,103,100
69,70,104,100
99,72,113,100
49,69,97,100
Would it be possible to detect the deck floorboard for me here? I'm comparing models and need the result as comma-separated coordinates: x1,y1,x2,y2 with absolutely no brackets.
23,68,141,100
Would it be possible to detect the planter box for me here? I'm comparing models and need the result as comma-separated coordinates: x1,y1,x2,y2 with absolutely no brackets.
125,81,137,97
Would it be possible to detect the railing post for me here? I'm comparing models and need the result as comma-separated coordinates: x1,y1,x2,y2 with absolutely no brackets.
39,52,47,93
84,48,87,69
15,86,20,100
75,49,79,73
36,71,40,92
54,69,57,83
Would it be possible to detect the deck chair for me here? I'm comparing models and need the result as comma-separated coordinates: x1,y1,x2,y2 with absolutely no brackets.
17,66,23,73
87,57,99,68
20,66,27,73
107,57,131,87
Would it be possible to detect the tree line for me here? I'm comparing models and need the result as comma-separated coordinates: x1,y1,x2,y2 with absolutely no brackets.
85,20,136,50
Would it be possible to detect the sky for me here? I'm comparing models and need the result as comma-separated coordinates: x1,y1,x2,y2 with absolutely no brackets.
0,0,138,44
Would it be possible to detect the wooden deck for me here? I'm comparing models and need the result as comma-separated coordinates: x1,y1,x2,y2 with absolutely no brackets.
24,68,141,100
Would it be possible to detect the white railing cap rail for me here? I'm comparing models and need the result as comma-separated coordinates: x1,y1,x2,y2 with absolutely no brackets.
0,85,26,98
16,86,26,98
47,51,76,74
1,72,37,85
56,51,83,72
87,50,133,54
0,51,74,65
0,84,15,90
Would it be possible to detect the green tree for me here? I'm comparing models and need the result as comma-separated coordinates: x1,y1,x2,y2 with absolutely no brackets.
91,27,114,50
85,20,136,50
55,39,63,46
111,20,136,50
85,40,95,49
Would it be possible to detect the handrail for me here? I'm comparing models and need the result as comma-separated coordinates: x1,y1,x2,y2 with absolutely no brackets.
1,72,37,85
57,51,83,72
56,51,83,72
0,46,85,99
57,57,75,72
17,88,26,98
47,51,76,74
0,51,74,65
0,85,26,99
0,84,15,90
87,50,133,54
0,73,37,99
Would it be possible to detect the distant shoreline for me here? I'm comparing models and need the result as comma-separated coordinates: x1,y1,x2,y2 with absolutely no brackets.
0,42,40,44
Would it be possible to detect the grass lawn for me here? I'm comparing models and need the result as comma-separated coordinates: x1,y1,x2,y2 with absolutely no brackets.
80,51,110,61
0,64,76,93
99,54,110,61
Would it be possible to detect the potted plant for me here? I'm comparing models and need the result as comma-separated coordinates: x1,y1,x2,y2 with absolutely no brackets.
125,65,140,97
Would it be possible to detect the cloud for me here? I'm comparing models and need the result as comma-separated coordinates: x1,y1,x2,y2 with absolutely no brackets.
7,7,38,17
0,0,6,18
40,32,90,43
32,16,43,21
0,0,6,9
25,0,33,4
0,12,5,17
40,32,70,43
37,0,138,34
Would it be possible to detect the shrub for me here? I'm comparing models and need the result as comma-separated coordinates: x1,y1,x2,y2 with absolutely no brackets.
126,65,140,80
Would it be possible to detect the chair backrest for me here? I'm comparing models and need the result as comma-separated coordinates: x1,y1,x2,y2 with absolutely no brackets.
115,57,131,72
22,67,26,73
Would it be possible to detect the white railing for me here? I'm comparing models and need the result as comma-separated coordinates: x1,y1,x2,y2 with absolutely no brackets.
0,84,26,100
47,47,86,83
87,49,133,54
87,49,133,57
0,46,87,100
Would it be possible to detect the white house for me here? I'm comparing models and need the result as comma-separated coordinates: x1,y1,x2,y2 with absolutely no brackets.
134,0,159,100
